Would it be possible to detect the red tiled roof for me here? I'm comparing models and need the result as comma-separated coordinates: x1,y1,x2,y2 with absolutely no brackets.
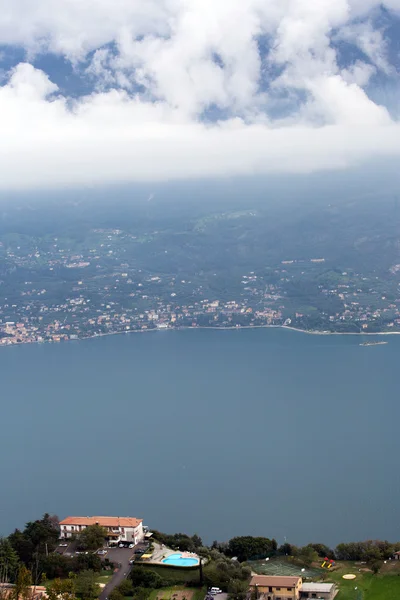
59,516,142,528
250,575,301,588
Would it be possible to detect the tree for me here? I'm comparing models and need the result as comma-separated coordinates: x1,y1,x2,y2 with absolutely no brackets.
75,570,101,600
0,538,20,583
24,515,60,555
335,540,391,562
151,531,201,553
109,590,124,600
8,531,35,566
72,554,102,573
203,552,251,590
371,561,381,575
40,554,72,579
132,588,151,600
196,547,211,559
12,566,32,600
227,579,248,600
307,544,335,560
294,546,318,567
211,542,229,554
227,537,276,561
130,567,163,589
374,541,395,560
116,579,133,596
278,543,293,556
47,578,76,600
191,535,203,548
78,525,107,551
364,546,382,562
9,515,60,569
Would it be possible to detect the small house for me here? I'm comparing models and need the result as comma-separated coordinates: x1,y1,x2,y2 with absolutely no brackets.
300,582,337,600
249,575,302,600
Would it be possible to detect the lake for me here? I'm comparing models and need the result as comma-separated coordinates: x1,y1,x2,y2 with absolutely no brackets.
1,327,399,548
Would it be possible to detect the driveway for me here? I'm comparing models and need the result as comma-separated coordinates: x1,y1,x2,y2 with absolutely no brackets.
99,547,134,600
206,594,228,600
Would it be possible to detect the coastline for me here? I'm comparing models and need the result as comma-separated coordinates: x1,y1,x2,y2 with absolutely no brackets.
1,322,400,349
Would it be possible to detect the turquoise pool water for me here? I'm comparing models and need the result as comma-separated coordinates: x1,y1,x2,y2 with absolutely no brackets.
162,553,199,567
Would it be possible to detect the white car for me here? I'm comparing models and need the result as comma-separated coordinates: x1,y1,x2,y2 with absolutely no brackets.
119,544,125,548
129,544,134,549
98,550,108,555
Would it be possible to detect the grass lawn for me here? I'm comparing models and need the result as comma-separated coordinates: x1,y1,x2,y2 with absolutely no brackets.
148,586,206,600
96,570,113,585
137,565,201,585
323,561,400,599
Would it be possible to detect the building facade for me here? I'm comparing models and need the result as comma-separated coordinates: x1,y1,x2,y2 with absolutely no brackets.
59,516,144,544
249,575,302,600
300,583,337,599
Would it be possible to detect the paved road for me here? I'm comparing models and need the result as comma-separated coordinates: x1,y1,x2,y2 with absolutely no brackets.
99,548,134,600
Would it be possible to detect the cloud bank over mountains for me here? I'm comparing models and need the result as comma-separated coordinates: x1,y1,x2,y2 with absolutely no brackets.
1,0,400,189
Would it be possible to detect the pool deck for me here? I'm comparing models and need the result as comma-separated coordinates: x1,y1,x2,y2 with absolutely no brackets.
140,542,200,566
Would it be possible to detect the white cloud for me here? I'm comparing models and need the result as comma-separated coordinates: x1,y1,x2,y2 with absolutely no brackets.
0,0,399,189
338,20,392,75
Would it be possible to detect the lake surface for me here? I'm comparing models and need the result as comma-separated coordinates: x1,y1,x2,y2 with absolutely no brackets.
1,328,399,547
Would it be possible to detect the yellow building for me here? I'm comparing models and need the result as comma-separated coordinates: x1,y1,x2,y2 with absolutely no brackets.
249,575,302,600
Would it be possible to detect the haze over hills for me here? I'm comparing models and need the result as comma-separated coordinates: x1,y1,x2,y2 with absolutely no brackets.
1,177,400,344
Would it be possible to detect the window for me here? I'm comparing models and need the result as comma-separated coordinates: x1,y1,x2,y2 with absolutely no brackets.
276,588,281,592
287,588,292,591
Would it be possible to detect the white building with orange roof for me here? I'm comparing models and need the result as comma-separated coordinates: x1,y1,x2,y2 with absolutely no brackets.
59,515,144,544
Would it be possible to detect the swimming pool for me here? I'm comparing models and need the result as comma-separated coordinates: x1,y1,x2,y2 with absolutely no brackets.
162,553,199,567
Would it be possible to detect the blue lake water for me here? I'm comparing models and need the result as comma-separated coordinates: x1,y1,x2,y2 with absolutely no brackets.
1,328,399,547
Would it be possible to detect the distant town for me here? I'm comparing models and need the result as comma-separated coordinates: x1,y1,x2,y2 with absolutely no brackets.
2,198,400,346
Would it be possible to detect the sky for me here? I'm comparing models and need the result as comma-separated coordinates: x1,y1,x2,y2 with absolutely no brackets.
0,0,400,190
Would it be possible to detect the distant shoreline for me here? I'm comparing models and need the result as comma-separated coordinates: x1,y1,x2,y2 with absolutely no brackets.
279,325,400,336
2,322,400,349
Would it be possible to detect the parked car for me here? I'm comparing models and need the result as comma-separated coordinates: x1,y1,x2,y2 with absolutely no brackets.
98,550,108,555
59,543,68,547
119,544,125,548
210,588,222,595
129,544,134,549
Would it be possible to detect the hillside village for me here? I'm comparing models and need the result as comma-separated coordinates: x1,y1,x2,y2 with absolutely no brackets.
3,199,400,346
